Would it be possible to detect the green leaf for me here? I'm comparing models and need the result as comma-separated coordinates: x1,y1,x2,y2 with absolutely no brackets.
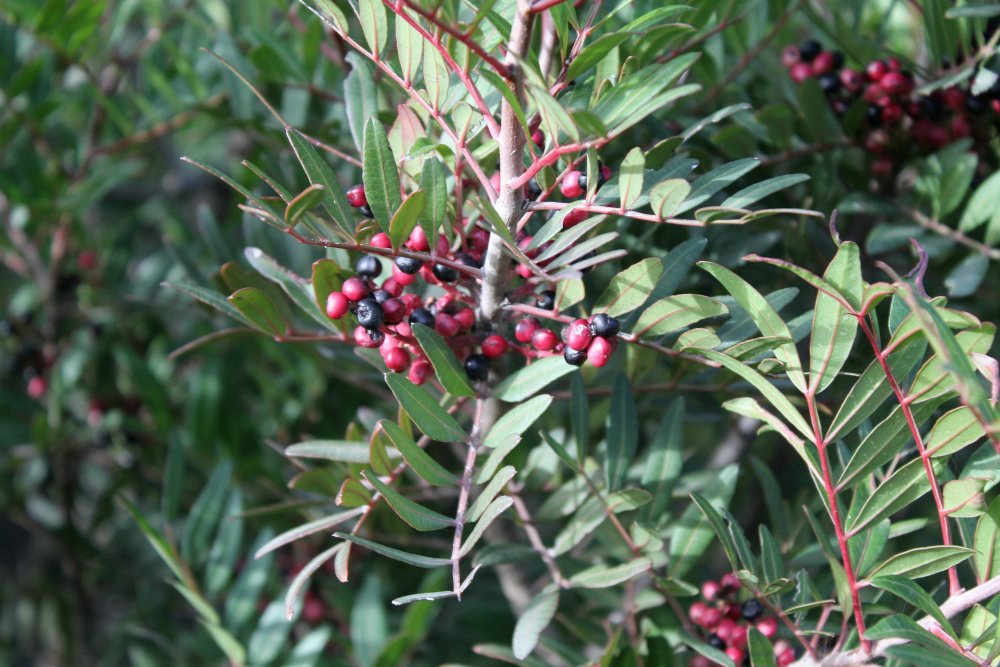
866,546,974,581
512,590,559,660
255,509,365,559
885,643,980,667
641,399,684,519
974,495,1000,580
942,478,987,517
721,174,810,209
649,178,692,219
227,287,287,337
475,435,521,483
345,54,378,152
395,12,422,83
245,248,334,331
419,159,446,248
283,543,344,620
618,147,645,210
946,3,1000,18
410,324,476,397
866,614,952,648
459,496,514,557
695,349,812,440
301,0,349,34
848,457,948,535
421,45,449,111
120,497,186,583
837,398,947,489
568,558,652,589
594,258,663,317
385,374,466,441
363,118,403,229
358,0,387,58
285,184,326,227
747,628,777,667
285,440,371,463
632,294,727,338
388,192,427,251
287,129,355,235
565,33,630,81
554,490,651,555
467,466,516,523
493,356,577,402
380,420,458,486
809,243,862,393
869,575,956,639
181,462,233,567
364,472,456,532
689,492,741,573
606,375,638,491
201,622,247,665
351,575,389,667
669,465,738,577
675,158,759,215
700,261,805,391
484,395,553,448
337,477,372,507
164,281,250,325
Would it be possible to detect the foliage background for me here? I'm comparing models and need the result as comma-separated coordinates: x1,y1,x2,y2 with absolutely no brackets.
1,0,998,665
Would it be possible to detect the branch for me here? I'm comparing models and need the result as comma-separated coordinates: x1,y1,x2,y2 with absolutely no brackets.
478,0,534,325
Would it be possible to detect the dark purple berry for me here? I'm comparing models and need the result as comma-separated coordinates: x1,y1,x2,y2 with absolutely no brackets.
589,313,620,338
355,298,384,329
395,256,423,275
564,347,586,366
536,290,556,310
432,263,458,283
464,353,490,380
409,307,435,328
356,255,382,278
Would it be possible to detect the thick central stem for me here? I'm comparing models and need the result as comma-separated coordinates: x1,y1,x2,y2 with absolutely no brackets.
478,0,532,328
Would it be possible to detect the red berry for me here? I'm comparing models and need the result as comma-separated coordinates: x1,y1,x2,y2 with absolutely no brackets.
382,298,406,324
716,618,737,641
481,334,509,358
729,624,748,650
756,616,779,638
407,226,430,251
393,320,412,337
881,103,903,125
562,207,589,229
720,572,741,591
777,649,796,667
865,59,887,81
515,317,541,343
725,648,745,665
326,291,350,319
490,171,501,193
408,359,432,385
689,601,708,626
725,603,742,620
560,171,585,198
346,184,367,207
302,593,326,623
515,263,533,279
531,328,559,352
863,82,887,104
370,232,391,248
380,277,402,296
781,45,800,67
701,580,721,600
342,277,370,302
566,318,592,351
942,87,966,112
586,336,614,367
453,307,476,331
27,376,46,399
468,227,490,253
886,56,901,71
384,347,411,373
879,71,912,96
435,234,450,256
391,262,418,286
400,293,422,312
78,250,97,270
789,62,812,83
434,313,460,338
839,68,863,92
531,129,544,147
354,325,384,348
872,156,895,180
811,50,836,75
701,606,723,629
689,656,712,667
951,114,971,139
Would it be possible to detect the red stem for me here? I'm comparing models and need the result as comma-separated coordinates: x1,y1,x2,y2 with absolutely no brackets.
386,0,501,138
807,390,870,654
394,0,509,77
854,317,959,594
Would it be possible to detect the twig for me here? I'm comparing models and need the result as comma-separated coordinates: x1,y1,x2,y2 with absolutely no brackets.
906,207,1000,262
451,400,484,598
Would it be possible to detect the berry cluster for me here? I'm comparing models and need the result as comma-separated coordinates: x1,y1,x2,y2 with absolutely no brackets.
514,310,619,368
327,179,624,382
687,573,795,667
783,39,1000,178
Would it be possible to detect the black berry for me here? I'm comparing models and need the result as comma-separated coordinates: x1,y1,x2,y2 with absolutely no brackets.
866,104,883,127
464,353,490,380
366,328,385,345
527,178,542,200
395,256,423,274
356,255,382,278
799,39,821,62
966,95,988,115
830,51,844,69
432,263,458,283
589,313,620,338
356,298,384,329
818,72,840,93
564,347,586,366
455,253,481,269
359,204,374,218
536,290,556,310
409,308,435,328
372,289,391,304
707,634,725,650
741,599,764,620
